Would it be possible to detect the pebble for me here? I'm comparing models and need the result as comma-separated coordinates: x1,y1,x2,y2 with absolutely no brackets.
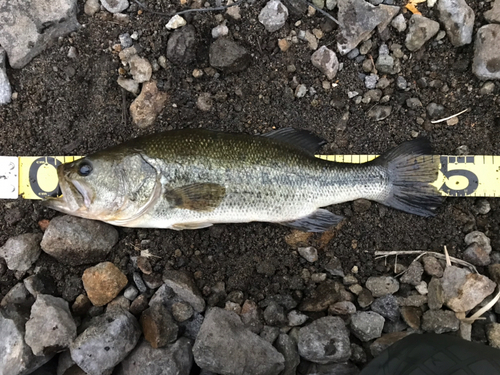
485,0,500,23
463,243,491,266
350,311,385,342
209,38,250,73
260,325,280,343
376,77,391,89
128,55,152,83
415,281,428,295
212,24,229,39
365,74,378,89
396,294,428,307
359,40,373,55
400,261,424,286
130,81,169,128
376,55,395,74
129,294,149,315
107,295,130,312
437,0,474,47
367,105,392,121
304,30,318,50
141,303,178,348
311,46,339,80
288,310,308,326
70,309,141,375
298,246,318,263
119,337,193,375
298,316,351,364
357,288,374,308
264,301,288,326
117,77,139,94
421,309,459,334
486,323,500,349
426,102,445,119
275,334,300,375
350,343,367,364
427,277,444,310
259,0,289,32
329,301,356,315
40,215,118,266
197,92,213,112
295,84,307,98
119,33,133,48
371,294,400,322
24,294,76,356
480,82,496,95
72,294,92,316
118,45,139,63
396,76,407,90
465,231,492,253
0,47,12,105
476,199,491,214
472,25,500,80
391,13,407,32
405,14,440,52
347,48,360,59
400,306,421,329
165,15,186,30
365,277,399,297
226,2,241,19
441,266,496,313
82,262,128,306
163,270,205,313
406,97,422,109
0,233,42,272
1,282,34,308
299,280,341,312
167,25,197,65
101,0,129,13
172,302,194,322
84,0,100,16
193,307,285,374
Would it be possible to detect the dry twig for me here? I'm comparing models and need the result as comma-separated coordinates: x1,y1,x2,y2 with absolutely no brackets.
430,108,470,124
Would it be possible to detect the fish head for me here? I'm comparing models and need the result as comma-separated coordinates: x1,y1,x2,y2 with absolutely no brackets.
43,152,160,225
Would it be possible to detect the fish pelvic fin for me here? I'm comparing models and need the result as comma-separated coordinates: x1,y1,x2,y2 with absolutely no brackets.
280,208,345,232
371,138,443,217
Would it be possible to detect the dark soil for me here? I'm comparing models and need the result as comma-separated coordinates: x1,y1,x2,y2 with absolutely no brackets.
1,0,500,309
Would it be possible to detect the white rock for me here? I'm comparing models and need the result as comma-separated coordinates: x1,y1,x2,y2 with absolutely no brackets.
128,55,152,83
166,15,187,30
258,0,289,33
212,24,229,38
84,0,100,15
117,77,139,94
391,13,407,32
100,0,129,13
0,233,42,272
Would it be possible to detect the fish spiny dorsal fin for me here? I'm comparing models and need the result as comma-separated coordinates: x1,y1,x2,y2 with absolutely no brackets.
165,183,226,212
263,128,328,155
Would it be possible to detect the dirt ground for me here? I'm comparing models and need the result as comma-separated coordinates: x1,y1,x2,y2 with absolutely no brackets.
1,0,500,309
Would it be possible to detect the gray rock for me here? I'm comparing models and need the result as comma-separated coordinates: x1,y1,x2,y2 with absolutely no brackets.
118,337,193,375
282,0,308,15
0,47,11,105
480,82,496,95
376,55,395,74
193,307,285,375
298,316,351,364
172,301,194,322
421,309,459,333
179,311,204,340
437,0,474,46
428,277,444,310
167,25,197,65
209,38,251,73
124,286,139,301
258,0,289,32
133,272,147,293
367,106,392,121
350,311,385,342
299,280,341,312
377,5,400,32
406,97,422,109
472,24,500,80
463,243,491,266
396,76,408,90
0,0,80,69
371,295,400,322
426,103,445,119
400,261,424,286
441,265,496,312
70,309,141,375
423,256,444,278
140,303,178,348
337,0,399,55
40,216,118,266
260,325,280,343
365,74,378,89
357,288,374,308
311,46,339,80
298,246,319,262
263,301,287,326
405,14,440,52
366,276,399,297
25,295,76,356
347,48,360,59
485,0,500,23
465,231,492,253
162,270,205,312
275,334,300,375
475,199,492,214
391,13,407,32
0,306,53,375
329,301,356,315
100,0,129,13
84,0,100,16
1,282,35,308
396,294,427,307
288,310,308,326
0,233,42,272
350,343,367,364
119,33,133,48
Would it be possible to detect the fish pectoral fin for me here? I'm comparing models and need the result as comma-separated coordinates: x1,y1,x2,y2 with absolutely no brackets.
165,183,226,212
262,128,327,154
172,222,213,230
280,209,344,233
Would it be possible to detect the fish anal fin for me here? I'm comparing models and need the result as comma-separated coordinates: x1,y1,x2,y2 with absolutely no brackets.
280,209,344,233
165,183,226,212
263,128,327,155
172,222,214,230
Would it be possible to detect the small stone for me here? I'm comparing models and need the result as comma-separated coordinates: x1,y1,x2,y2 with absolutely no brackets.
400,306,422,329
263,301,287,326
130,81,169,128
350,343,367,364
84,0,101,16
0,49,11,104
0,233,42,272
415,281,428,295
465,231,492,253
211,24,229,39
130,294,149,315
422,309,459,333
367,105,392,121
70,309,141,375
141,303,178,348
357,288,374,308
209,38,250,73
297,246,317,263
119,33,133,48
376,77,391,89
371,295,399,322
311,46,339,80
117,77,139,95
364,75,378,89
400,261,424,286
226,2,241,19
259,0,289,32
463,243,491,266
1,283,34,308
193,308,285,374
172,302,194,322
82,262,128,307
329,301,356,315
295,84,307,98
299,280,340,312
376,55,395,74
396,294,428,307
476,199,491,214
426,102,445,119
298,316,351,364
278,39,291,52
485,0,500,23
275,334,300,375
260,325,280,343
163,270,205,313
396,76,407,90
437,0,474,47
196,92,213,112
423,256,444,277
366,276,399,297
472,25,500,80
165,15,186,30
350,311,385,342
128,55,152,83
167,25,197,65
406,97,422,109
391,13,407,32
124,286,139,301
136,256,152,275
288,310,308,326
347,48,360,59
118,46,139,63
25,295,77,356
405,14,440,51
101,0,129,13
487,323,500,349
107,295,130,312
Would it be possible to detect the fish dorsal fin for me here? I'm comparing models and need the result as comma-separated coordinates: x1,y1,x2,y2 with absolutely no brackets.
165,183,226,212
263,128,327,154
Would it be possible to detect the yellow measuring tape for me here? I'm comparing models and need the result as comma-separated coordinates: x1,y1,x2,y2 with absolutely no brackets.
0,155,498,200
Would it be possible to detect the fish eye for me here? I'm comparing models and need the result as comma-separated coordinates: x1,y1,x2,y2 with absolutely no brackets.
77,161,93,177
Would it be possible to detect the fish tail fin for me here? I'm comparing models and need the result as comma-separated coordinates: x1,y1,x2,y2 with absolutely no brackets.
371,138,443,217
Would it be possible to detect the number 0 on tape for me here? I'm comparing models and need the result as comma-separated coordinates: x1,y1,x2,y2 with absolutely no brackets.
0,155,498,200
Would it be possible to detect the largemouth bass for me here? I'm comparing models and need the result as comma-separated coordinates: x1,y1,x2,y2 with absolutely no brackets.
43,128,442,232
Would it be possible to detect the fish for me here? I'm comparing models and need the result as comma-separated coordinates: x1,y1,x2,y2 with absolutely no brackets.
43,128,442,232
